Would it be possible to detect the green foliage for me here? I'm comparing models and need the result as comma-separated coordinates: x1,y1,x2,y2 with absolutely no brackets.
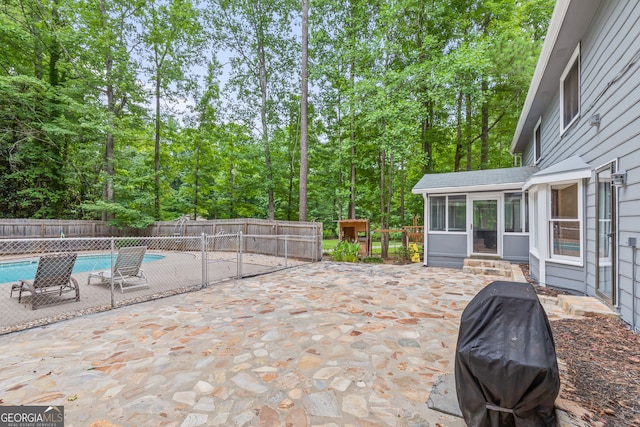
81,200,155,229
362,256,384,264
395,245,412,263
0,0,554,230
116,238,143,249
332,240,361,263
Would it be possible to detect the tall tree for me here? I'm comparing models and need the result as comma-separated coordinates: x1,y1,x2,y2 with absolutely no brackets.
206,0,298,220
299,0,309,221
139,0,203,219
69,0,144,221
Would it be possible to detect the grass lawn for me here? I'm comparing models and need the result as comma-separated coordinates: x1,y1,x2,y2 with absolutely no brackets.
322,239,340,252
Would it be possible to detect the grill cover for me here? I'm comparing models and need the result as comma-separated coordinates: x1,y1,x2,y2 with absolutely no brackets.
455,281,560,426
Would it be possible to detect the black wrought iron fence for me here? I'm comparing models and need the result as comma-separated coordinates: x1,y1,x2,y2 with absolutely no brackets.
0,233,319,334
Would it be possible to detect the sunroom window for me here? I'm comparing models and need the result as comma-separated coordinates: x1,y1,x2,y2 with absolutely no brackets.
550,182,581,258
448,195,466,231
505,192,527,233
430,196,446,231
429,195,466,232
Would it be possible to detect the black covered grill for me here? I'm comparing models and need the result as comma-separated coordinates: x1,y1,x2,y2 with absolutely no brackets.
455,281,560,426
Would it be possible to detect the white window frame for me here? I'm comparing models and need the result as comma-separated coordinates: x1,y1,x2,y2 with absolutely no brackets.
533,117,542,164
530,189,539,257
560,44,581,134
548,180,583,265
504,191,527,234
428,195,467,234
428,196,447,232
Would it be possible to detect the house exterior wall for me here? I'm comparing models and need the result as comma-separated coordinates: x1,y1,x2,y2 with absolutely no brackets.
546,262,586,294
426,234,466,268
503,235,529,264
529,255,540,282
522,1,640,328
421,194,530,268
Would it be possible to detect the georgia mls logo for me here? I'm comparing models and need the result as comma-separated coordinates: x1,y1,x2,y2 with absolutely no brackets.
0,405,64,427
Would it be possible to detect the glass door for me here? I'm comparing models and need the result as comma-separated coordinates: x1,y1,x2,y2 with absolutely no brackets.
469,197,499,255
596,165,616,304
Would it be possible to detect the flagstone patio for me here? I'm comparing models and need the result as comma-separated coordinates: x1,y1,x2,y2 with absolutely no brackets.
0,261,595,426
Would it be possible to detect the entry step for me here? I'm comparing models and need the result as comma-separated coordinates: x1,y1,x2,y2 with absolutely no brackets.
462,258,513,278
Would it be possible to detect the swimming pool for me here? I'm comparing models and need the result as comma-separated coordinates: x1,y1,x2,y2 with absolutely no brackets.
0,253,165,284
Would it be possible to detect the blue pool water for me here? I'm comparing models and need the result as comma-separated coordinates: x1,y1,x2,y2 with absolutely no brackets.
0,253,165,284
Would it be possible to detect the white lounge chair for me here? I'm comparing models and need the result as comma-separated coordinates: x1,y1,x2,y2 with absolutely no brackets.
11,252,79,310
88,246,149,293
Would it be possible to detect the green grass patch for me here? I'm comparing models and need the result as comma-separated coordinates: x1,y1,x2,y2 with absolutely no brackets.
322,239,339,251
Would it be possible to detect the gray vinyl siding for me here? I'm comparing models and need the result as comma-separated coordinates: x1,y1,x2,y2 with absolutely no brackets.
529,255,540,282
426,234,466,268
545,262,586,294
523,141,535,167
584,183,597,296
503,235,529,263
617,188,640,327
617,243,640,329
525,1,640,327
538,1,640,170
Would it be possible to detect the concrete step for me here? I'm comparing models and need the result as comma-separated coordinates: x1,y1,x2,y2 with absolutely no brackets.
556,295,619,318
462,258,513,278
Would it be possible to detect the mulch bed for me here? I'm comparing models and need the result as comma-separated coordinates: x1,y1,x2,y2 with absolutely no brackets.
551,315,640,426
520,264,640,426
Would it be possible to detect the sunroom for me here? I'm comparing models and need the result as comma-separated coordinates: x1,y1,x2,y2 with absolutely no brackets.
412,166,538,268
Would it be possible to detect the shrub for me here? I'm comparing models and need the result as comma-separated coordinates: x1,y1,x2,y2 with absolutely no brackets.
395,245,412,263
362,256,384,264
332,240,361,262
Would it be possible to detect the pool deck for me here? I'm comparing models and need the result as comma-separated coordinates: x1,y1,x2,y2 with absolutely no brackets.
0,251,298,333
0,261,605,426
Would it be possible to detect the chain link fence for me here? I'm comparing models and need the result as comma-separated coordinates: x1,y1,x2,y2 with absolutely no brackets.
0,233,319,334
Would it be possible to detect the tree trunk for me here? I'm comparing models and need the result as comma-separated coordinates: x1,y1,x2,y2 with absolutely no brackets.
100,0,115,221
345,1,359,220
400,160,405,224
299,0,309,222
422,110,433,174
380,150,388,258
347,47,356,219
480,78,489,168
193,136,201,220
386,153,393,234
466,91,472,171
454,90,463,171
337,98,344,221
229,151,234,217
154,72,161,220
258,41,274,220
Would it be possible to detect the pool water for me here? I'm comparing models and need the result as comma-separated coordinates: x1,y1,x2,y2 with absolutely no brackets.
0,253,165,284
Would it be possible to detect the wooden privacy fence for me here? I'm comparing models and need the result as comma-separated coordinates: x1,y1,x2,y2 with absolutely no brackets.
0,218,322,238
0,219,322,261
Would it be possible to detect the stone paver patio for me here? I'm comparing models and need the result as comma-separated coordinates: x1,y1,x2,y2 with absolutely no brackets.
0,261,580,427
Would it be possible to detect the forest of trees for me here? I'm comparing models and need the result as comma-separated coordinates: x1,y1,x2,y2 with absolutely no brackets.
0,0,553,235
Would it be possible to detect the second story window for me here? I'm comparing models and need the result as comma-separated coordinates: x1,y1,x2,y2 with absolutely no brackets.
534,118,542,164
561,44,580,132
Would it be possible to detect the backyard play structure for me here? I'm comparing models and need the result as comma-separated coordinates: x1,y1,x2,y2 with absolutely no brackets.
338,217,424,260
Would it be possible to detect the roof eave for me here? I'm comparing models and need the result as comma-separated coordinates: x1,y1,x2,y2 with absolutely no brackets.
411,182,526,195
510,0,603,154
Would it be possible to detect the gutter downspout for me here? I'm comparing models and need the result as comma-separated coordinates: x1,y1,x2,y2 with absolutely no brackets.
631,239,637,332
423,193,428,267
584,181,589,296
